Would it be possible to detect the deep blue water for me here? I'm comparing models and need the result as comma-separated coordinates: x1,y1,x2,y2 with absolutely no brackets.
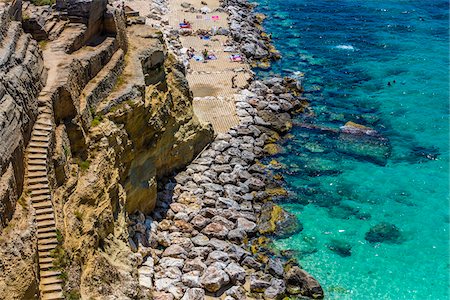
254,0,449,298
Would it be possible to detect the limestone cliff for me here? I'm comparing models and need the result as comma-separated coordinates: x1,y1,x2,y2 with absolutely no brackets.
0,1,213,299
54,26,213,298
0,0,46,230
0,1,47,299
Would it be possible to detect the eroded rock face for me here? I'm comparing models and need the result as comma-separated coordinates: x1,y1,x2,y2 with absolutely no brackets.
0,4,46,230
51,24,213,299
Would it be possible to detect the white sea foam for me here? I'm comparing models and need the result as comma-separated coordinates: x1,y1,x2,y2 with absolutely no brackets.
335,44,356,51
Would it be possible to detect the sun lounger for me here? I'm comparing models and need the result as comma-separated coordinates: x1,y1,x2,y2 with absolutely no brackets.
193,55,204,61
230,54,242,62
179,23,192,29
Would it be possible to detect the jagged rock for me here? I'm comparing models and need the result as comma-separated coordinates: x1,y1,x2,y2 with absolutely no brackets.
225,262,246,283
264,278,286,299
258,202,302,238
181,288,205,300
267,258,284,277
191,234,209,246
201,266,230,292
285,266,324,298
182,271,202,288
202,222,230,238
183,257,207,273
237,218,257,233
250,274,272,293
163,244,188,258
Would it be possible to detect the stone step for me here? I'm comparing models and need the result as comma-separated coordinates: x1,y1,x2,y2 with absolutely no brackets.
37,219,55,229
37,225,56,234
38,106,53,114
28,176,49,184
29,182,49,190
36,213,55,222
31,135,50,143
31,194,51,202
29,141,49,148
37,231,57,240
41,291,64,300
28,153,47,159
38,243,57,252
39,263,55,270
79,49,125,123
32,129,50,137
36,118,52,126
31,188,50,196
34,201,53,210
28,147,47,154
41,283,62,293
48,21,67,40
28,164,47,172
38,237,58,246
34,124,52,132
29,158,47,165
35,207,54,216
28,171,47,178
39,256,54,264
40,276,62,285
38,250,53,258
40,270,61,278
44,20,57,33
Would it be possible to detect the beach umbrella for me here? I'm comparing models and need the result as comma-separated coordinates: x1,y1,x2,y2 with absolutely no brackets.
200,6,211,13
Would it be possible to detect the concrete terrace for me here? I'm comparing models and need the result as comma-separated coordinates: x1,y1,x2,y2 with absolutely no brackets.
127,0,252,133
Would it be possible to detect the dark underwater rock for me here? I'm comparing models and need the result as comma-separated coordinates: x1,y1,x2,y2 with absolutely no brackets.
327,239,352,257
411,145,440,162
365,222,403,244
336,121,391,166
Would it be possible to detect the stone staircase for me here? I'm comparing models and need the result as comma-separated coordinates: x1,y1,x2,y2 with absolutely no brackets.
26,94,64,300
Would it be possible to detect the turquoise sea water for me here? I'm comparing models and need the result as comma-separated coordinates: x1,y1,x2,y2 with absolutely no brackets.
254,0,449,299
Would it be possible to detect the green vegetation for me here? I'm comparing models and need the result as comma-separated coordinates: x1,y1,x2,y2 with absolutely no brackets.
38,40,48,49
76,159,91,172
22,13,30,21
64,290,81,300
17,194,28,209
74,210,83,221
63,145,71,158
90,115,103,127
30,0,55,6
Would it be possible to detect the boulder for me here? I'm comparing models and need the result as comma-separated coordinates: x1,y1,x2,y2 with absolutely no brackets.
225,262,246,283
258,202,302,238
257,111,292,133
181,288,205,300
285,266,324,298
201,266,230,292
202,222,229,239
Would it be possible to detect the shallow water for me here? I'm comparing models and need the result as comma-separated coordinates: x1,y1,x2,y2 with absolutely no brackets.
254,0,449,298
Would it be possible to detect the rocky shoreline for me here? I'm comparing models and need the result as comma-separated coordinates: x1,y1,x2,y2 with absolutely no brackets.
131,77,323,299
123,0,325,299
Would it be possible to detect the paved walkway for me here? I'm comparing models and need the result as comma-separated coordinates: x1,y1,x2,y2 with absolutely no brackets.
166,0,252,133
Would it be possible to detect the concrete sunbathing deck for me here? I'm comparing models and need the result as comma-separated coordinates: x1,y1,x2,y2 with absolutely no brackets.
167,0,252,133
